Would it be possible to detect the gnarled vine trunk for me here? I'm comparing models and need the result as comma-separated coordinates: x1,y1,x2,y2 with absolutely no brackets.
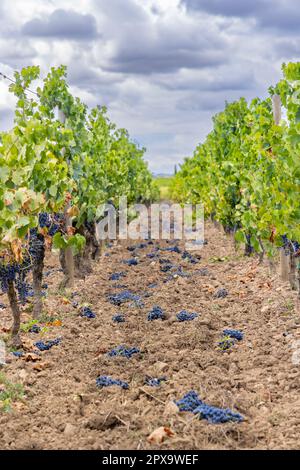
7,281,21,348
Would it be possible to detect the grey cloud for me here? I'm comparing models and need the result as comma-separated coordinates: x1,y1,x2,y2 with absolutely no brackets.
21,9,99,40
176,93,226,112
272,39,300,59
0,40,36,68
158,70,256,92
105,48,227,74
181,0,267,17
182,0,300,33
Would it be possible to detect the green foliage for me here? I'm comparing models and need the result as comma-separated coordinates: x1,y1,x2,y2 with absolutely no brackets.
0,65,157,261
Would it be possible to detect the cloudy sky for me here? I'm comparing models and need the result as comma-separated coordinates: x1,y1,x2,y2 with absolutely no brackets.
0,0,299,173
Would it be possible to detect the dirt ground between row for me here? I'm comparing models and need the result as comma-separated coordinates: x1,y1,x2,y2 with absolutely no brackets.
0,222,300,450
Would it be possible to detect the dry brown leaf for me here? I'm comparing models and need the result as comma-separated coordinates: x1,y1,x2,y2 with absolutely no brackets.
67,206,79,217
46,319,63,327
1,326,10,333
24,353,41,363
147,426,175,444
11,239,23,263
67,227,76,236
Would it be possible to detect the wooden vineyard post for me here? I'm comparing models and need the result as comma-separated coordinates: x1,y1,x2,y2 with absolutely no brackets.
58,109,75,289
272,95,289,283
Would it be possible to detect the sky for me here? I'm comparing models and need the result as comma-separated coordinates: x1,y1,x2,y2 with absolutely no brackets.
0,0,299,174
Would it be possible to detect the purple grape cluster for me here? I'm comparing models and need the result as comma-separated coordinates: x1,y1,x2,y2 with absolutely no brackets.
182,251,199,264
148,306,165,321
223,329,244,341
123,258,138,266
29,324,41,334
164,246,181,254
112,314,125,323
80,307,96,319
35,338,61,351
214,288,229,299
193,404,244,424
218,337,235,351
175,391,243,424
96,376,129,390
0,256,32,304
176,391,203,412
108,290,141,306
38,212,62,237
109,272,127,281
147,252,158,259
160,263,174,273
12,351,24,358
107,345,140,359
176,311,198,322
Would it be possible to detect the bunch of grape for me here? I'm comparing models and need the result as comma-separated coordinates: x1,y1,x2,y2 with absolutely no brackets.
38,213,51,229
214,288,229,299
148,306,165,321
123,258,138,266
35,338,61,351
193,404,244,424
108,290,141,306
127,246,137,252
29,324,41,334
29,229,45,263
109,272,127,281
223,329,244,341
80,307,96,319
112,314,125,323
176,311,198,322
176,391,203,412
38,212,62,236
218,337,235,351
164,246,181,254
107,345,140,359
281,236,300,255
0,257,32,304
160,263,174,273
182,251,199,264
0,263,19,292
12,351,24,358
96,376,129,390
144,377,166,387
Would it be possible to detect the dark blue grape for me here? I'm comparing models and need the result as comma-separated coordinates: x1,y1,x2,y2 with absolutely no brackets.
176,311,198,322
107,345,140,359
148,306,165,321
96,376,129,390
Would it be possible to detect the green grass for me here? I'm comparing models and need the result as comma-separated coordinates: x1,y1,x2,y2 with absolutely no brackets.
155,176,173,200
0,372,24,412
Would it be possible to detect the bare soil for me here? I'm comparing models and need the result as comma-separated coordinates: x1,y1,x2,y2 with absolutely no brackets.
0,222,300,450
